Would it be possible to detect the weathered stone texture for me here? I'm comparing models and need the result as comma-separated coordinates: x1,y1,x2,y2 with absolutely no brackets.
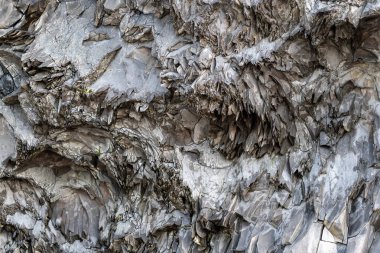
0,0,380,252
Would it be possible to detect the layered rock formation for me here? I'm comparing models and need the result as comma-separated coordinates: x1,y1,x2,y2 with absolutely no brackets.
0,0,380,252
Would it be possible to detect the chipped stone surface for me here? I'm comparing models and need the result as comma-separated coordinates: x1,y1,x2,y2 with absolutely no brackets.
0,0,380,252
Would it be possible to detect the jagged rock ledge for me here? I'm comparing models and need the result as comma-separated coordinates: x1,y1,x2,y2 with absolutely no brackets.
0,0,380,252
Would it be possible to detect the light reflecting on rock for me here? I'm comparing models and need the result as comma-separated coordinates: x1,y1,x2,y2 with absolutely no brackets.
0,0,380,252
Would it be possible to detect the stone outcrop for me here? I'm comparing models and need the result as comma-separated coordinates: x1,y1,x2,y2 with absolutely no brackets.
0,0,380,252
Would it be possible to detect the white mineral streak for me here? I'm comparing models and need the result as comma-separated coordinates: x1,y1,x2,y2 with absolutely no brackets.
6,212,36,230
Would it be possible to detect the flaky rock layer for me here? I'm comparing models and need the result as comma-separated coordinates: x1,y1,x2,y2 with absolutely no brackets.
0,0,380,252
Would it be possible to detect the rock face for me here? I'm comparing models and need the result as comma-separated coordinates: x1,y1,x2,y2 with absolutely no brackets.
0,0,380,252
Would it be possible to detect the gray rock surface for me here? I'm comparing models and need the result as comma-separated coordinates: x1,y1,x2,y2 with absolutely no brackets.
0,0,380,252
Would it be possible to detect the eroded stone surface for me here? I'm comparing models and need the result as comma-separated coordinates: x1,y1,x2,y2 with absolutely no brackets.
0,0,380,252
